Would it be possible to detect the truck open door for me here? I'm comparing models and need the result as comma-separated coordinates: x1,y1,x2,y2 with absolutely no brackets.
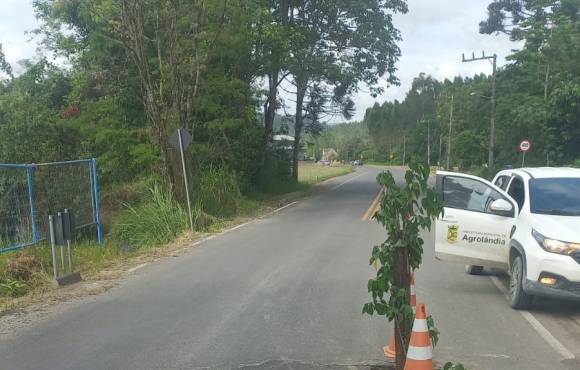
435,171,518,270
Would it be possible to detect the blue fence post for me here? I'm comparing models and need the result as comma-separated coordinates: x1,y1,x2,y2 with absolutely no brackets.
89,162,96,222
26,165,39,243
91,158,103,246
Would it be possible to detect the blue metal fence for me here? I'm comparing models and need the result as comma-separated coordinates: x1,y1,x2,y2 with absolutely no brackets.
0,159,102,253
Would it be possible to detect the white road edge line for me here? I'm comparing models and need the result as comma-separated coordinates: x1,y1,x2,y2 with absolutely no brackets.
192,235,216,247
489,276,575,360
331,172,366,190
191,201,299,246
116,202,301,287
127,263,149,274
272,201,298,213
223,221,252,233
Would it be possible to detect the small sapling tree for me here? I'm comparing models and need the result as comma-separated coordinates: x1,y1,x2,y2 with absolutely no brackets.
363,161,443,370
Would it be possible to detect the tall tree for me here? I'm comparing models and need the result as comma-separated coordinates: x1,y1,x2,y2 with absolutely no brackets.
256,1,291,148
109,0,206,191
33,0,265,193
480,0,552,40
285,0,408,179
481,0,580,166
33,0,208,191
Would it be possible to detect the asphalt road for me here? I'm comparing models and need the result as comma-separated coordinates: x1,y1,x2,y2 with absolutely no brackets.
1,167,579,370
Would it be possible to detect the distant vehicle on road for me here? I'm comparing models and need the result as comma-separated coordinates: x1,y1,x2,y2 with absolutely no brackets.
317,160,331,166
434,167,580,309
353,160,363,166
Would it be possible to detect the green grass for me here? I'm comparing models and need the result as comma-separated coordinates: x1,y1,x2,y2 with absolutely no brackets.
110,184,189,250
196,165,242,217
0,247,47,299
0,241,123,303
297,163,354,185
0,277,29,297
72,242,120,273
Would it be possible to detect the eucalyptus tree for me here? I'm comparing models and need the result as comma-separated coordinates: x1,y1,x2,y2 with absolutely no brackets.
481,0,580,166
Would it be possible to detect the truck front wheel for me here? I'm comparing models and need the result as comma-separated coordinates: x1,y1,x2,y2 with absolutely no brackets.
509,255,532,309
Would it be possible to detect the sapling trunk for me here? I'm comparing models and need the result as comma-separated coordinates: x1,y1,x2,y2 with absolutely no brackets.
394,246,412,370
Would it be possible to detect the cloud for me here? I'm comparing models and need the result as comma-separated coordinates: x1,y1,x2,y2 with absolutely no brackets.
0,0,522,123
350,0,522,121
0,0,39,73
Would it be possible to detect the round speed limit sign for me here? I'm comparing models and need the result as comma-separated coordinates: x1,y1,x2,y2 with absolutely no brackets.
519,139,532,153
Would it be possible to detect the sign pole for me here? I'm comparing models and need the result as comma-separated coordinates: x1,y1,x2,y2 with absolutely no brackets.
518,139,531,168
178,129,194,233
49,215,58,280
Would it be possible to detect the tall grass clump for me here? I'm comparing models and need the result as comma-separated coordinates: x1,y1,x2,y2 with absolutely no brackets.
196,166,241,217
0,250,45,298
110,185,188,250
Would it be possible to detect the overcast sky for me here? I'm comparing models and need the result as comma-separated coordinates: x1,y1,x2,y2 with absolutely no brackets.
0,0,521,121
355,0,520,121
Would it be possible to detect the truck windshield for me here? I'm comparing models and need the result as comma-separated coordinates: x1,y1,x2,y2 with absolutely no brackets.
529,178,580,216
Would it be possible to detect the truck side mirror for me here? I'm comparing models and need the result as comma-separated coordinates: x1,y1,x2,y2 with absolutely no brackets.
490,199,513,216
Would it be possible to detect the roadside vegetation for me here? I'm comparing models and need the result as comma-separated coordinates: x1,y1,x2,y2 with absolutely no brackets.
0,1,400,310
0,162,353,310
297,163,354,185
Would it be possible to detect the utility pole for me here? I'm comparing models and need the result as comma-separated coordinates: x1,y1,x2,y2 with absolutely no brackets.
439,134,443,169
462,51,497,169
420,99,430,166
402,135,406,166
427,120,431,166
446,95,454,170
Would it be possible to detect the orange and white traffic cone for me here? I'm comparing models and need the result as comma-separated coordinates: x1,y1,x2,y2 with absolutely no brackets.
383,331,396,358
384,274,417,358
404,303,433,370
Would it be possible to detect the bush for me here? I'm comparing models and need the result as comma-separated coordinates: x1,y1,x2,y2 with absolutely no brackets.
0,278,29,298
196,166,242,217
6,253,39,281
110,185,188,250
256,147,293,194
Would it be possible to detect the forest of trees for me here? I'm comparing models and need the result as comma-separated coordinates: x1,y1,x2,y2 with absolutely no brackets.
314,0,580,173
0,0,407,199
1,0,580,210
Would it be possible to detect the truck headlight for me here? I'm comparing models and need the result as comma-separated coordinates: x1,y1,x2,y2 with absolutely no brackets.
532,229,580,255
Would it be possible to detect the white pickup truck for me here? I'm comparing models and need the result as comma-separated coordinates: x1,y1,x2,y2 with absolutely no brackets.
434,168,580,309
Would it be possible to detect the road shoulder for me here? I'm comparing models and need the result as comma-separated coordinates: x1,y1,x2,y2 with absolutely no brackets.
0,169,358,338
